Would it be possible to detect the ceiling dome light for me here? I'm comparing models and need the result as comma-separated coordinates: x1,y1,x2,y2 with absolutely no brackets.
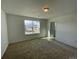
42,4,49,12
43,8,49,12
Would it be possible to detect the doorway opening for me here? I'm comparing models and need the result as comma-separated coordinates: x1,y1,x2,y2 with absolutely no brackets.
50,22,56,37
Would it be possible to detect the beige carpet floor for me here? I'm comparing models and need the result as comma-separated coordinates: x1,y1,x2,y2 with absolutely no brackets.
2,38,77,59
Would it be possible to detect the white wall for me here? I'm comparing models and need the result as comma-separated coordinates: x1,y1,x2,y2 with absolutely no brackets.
49,13,77,48
7,14,48,43
1,9,8,57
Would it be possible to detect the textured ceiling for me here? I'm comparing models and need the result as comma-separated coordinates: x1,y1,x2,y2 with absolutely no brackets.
1,0,76,18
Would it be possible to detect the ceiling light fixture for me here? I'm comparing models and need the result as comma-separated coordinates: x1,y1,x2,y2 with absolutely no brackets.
42,5,49,12
43,7,49,12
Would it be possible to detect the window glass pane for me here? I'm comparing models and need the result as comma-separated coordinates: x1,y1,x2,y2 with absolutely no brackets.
24,20,40,35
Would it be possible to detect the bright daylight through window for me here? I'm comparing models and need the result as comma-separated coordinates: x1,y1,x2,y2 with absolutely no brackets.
24,20,40,35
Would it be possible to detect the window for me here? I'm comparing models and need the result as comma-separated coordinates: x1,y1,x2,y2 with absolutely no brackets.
24,20,40,35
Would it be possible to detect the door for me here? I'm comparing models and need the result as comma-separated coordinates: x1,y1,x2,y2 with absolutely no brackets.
50,22,56,37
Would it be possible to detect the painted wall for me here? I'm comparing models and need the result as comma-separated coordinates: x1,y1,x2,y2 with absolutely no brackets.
1,9,8,57
49,13,77,48
7,14,48,43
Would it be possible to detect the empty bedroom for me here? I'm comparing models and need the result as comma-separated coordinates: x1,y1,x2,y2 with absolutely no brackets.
1,0,77,59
